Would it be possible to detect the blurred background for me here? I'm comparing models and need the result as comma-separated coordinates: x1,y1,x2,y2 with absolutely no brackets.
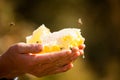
0,0,120,80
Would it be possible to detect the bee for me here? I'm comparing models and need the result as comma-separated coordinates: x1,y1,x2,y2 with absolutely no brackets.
9,22,15,27
36,41,40,43
78,18,82,25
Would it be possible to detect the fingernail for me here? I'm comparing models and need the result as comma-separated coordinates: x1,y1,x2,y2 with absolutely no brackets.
79,44,85,49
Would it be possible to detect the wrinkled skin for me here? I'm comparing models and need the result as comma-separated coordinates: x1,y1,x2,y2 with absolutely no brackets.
0,43,85,79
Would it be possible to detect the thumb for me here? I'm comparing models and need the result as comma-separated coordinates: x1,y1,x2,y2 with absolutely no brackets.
9,42,43,54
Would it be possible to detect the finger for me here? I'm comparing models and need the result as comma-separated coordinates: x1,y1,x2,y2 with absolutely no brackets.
48,50,72,61
39,63,73,77
79,50,84,55
9,42,43,54
49,50,75,66
53,63,73,74
34,50,72,63
79,44,85,50
71,47,80,61
71,47,80,55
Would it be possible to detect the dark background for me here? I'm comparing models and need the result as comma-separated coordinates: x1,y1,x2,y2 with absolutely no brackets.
0,0,120,80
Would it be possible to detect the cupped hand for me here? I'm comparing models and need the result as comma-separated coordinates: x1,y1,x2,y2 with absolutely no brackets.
0,43,85,78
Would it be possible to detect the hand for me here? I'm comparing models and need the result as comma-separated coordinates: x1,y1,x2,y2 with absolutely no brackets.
0,43,85,79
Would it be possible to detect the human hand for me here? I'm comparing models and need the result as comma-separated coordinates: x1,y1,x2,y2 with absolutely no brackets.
28,44,85,77
0,43,85,79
